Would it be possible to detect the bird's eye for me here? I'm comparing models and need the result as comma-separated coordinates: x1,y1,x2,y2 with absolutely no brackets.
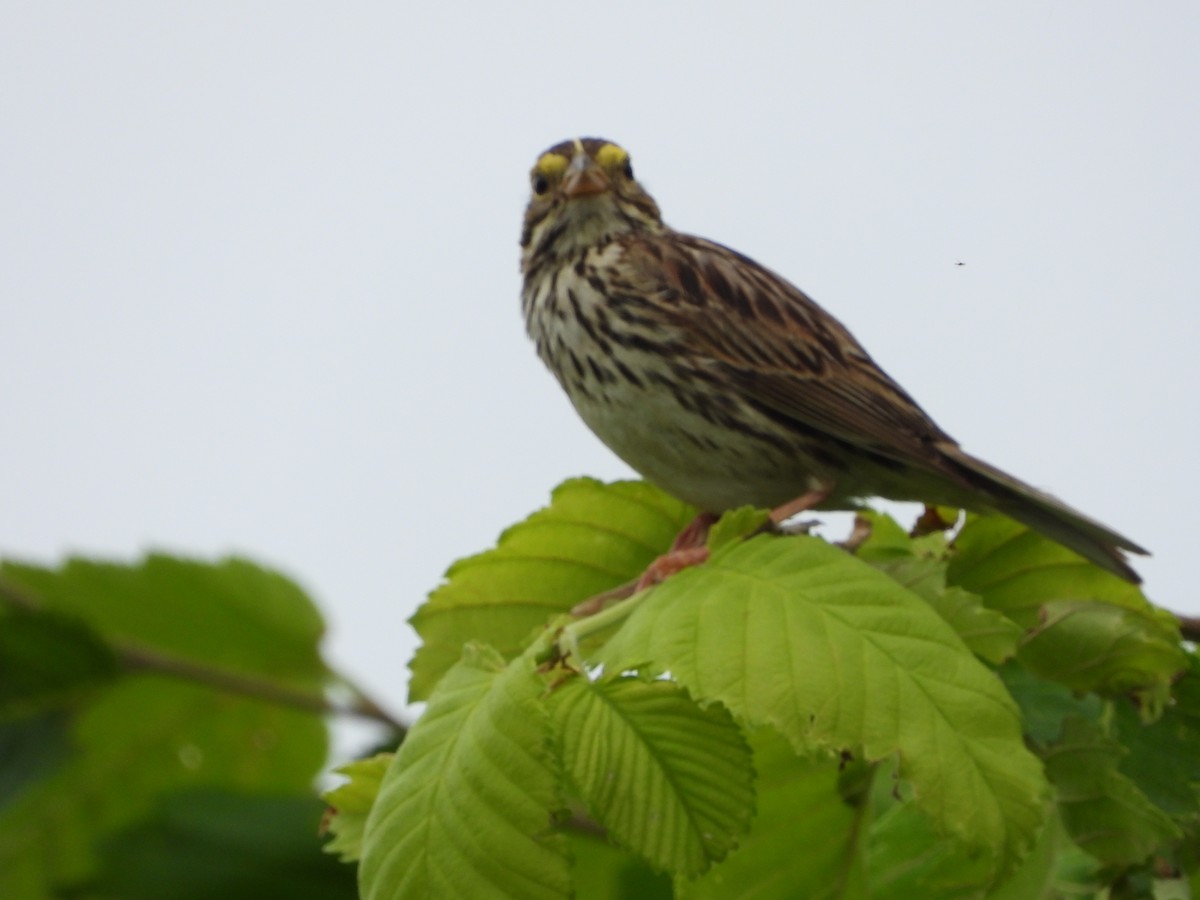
532,174,550,195
623,160,634,180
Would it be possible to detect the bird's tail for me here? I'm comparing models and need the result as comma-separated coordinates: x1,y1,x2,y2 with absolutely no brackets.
941,446,1148,584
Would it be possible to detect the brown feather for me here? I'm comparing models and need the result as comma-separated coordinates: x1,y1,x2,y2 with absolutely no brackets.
624,234,956,463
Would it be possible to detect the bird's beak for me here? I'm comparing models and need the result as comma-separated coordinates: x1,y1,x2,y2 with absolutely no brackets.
562,153,610,199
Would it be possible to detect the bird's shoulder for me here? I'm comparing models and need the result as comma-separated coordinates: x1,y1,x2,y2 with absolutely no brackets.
614,230,958,453
616,230,872,372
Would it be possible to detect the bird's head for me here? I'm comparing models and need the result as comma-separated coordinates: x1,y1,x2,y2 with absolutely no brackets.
520,138,664,271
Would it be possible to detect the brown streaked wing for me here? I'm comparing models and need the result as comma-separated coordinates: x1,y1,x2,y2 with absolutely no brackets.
623,232,962,470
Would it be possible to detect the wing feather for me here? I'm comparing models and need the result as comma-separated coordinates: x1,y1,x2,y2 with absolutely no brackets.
625,233,959,472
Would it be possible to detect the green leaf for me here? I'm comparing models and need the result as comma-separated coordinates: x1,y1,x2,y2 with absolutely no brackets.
683,729,868,900
852,510,917,563
874,557,1021,665
867,792,994,899
570,834,672,900
88,790,357,900
1049,835,1106,896
854,509,954,564
593,535,1049,881
0,555,330,898
986,810,1064,900
323,753,395,863
1018,600,1186,715
1153,876,1193,900
1114,655,1200,818
360,643,570,900
855,515,1019,665
0,609,119,715
409,479,695,700
2,680,329,897
1043,716,1181,866
706,506,770,552
998,660,1103,746
946,516,1153,628
0,712,72,807
549,677,753,877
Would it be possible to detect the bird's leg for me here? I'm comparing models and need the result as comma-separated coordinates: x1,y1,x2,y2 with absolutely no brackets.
570,513,720,616
767,486,832,527
631,512,719,592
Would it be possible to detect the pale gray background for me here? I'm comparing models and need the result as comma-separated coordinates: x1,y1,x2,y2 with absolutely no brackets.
3,4,1197,752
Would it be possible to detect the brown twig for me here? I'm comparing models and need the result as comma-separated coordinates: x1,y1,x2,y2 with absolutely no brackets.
1176,614,1200,644
116,642,407,731
0,578,38,611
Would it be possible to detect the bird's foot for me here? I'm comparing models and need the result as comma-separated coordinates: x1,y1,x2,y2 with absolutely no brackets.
570,513,719,616
910,504,956,537
570,495,831,616
634,546,711,591
633,493,832,593
631,512,719,591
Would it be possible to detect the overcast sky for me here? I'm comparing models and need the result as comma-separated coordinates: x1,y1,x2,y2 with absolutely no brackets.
3,4,1197,748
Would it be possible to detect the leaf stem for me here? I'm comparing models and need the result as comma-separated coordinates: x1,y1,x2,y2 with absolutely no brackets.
833,761,878,894
558,588,649,665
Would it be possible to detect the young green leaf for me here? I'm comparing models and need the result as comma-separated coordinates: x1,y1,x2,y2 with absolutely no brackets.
1019,600,1186,715
323,753,394,863
853,509,954,564
851,510,916,563
872,557,1021,665
946,516,1153,628
409,479,695,699
359,643,570,900
593,535,1049,881
549,677,753,877
705,506,770,552
855,513,1020,665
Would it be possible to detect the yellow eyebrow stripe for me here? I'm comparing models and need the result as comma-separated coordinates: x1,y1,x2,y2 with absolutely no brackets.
535,152,569,176
595,143,628,168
